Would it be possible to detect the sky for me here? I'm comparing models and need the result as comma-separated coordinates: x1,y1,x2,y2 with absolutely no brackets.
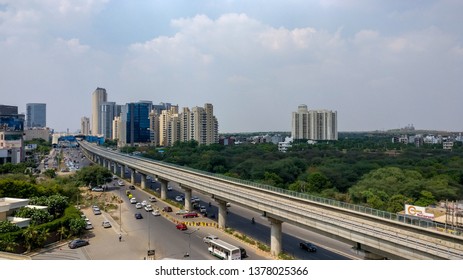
1,0,462,133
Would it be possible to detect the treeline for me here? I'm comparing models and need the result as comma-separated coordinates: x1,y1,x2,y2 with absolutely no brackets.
141,134,463,213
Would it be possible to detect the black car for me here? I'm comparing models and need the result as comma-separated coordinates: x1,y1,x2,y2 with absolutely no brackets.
134,212,143,219
299,242,317,252
129,185,135,190
68,239,89,249
239,247,247,259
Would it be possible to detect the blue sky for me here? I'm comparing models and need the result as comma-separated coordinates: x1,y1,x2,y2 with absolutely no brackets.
1,0,462,133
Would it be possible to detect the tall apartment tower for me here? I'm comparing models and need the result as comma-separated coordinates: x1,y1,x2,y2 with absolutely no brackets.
26,103,46,128
81,117,90,135
99,102,121,139
91,87,107,136
291,104,338,141
190,103,218,145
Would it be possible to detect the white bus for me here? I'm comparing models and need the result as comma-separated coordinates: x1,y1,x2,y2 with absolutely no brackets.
207,239,241,260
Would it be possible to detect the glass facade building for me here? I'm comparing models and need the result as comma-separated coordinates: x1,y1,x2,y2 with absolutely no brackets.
125,101,152,145
26,103,46,128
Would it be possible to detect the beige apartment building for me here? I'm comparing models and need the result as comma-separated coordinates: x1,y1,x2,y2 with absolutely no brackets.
291,104,338,141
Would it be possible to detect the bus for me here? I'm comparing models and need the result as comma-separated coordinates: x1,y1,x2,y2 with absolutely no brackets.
207,239,241,260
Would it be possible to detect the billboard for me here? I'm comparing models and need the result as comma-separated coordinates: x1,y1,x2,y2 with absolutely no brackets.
405,204,434,219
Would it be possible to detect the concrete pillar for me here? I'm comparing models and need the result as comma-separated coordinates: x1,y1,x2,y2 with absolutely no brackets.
180,185,192,211
216,200,227,229
130,169,135,185
120,165,125,179
107,160,112,171
158,178,167,200
140,173,147,190
113,162,118,174
268,217,283,256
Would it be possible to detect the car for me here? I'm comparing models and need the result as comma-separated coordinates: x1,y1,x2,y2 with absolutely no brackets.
91,187,104,192
129,185,135,190
134,212,143,219
68,239,89,249
135,203,142,209
163,206,172,212
175,195,183,202
192,196,200,203
167,185,173,191
239,247,247,259
93,208,101,215
85,221,93,230
226,202,231,207
81,214,89,222
118,180,125,186
176,223,188,230
183,212,199,218
130,197,137,204
199,206,207,213
203,235,219,243
176,209,189,215
126,190,131,196
102,221,111,228
144,205,153,212
148,196,156,202
299,242,317,252
141,200,147,206
152,210,161,216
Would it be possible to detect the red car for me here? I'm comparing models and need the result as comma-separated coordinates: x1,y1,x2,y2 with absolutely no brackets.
183,212,198,218
176,223,188,230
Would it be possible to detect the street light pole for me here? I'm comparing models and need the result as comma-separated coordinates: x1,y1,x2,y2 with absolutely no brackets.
184,228,199,258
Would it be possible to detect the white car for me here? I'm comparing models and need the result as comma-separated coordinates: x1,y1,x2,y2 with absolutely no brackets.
152,210,161,216
118,180,125,186
144,205,153,212
149,196,156,202
167,185,173,191
175,196,183,202
135,203,142,209
200,206,207,213
141,200,147,207
130,197,137,204
102,221,111,228
203,235,218,243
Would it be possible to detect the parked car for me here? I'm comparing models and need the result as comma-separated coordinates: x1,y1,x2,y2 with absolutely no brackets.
183,212,199,218
167,185,173,191
134,212,143,219
175,196,183,202
68,239,89,249
152,210,161,216
118,180,125,186
163,206,172,212
203,235,219,243
176,223,188,230
176,209,189,215
149,196,157,202
93,208,101,215
85,221,93,230
299,242,317,252
91,187,104,192
135,203,142,209
102,221,111,228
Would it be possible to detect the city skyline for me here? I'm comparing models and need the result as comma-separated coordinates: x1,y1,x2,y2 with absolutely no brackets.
2,1,462,133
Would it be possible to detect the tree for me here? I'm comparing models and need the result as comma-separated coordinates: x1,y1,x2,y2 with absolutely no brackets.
414,191,436,207
56,225,67,242
68,218,86,236
0,234,18,252
22,226,39,252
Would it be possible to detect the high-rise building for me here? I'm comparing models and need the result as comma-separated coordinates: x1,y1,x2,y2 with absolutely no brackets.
189,103,218,145
112,116,121,141
0,104,25,163
0,105,18,115
26,103,46,128
99,102,118,139
291,104,337,141
119,101,152,146
91,87,107,136
81,117,90,135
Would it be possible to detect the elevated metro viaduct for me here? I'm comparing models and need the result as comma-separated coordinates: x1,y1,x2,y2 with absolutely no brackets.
80,140,463,260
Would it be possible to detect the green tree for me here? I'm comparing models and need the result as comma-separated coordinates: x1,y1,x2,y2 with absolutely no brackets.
414,191,436,207
22,226,39,252
68,218,86,236
56,225,67,242
0,221,20,234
